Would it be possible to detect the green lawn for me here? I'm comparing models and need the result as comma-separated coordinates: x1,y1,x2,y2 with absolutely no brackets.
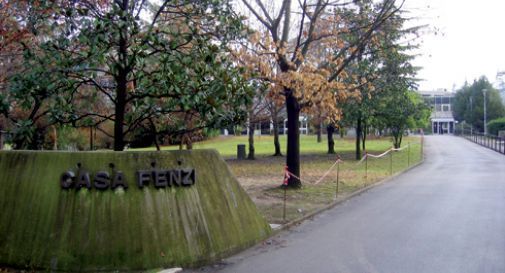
140,134,424,224
134,134,403,158
225,136,423,223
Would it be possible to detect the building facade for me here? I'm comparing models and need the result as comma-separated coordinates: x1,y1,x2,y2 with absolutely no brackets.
418,90,456,134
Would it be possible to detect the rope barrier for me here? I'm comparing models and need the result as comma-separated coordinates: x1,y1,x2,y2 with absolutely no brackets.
392,145,409,152
280,137,421,222
281,142,417,186
366,148,393,158
282,156,342,186
366,142,414,159
314,158,343,185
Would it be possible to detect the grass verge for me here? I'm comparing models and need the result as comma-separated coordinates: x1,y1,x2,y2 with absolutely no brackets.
213,135,424,224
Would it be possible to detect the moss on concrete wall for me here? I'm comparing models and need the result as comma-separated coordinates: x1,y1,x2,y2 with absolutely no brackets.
0,150,270,272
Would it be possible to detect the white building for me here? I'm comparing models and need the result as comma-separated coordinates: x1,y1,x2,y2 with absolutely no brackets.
418,90,456,134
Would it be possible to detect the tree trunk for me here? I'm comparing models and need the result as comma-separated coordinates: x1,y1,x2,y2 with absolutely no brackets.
154,136,160,151
0,130,3,150
52,126,58,150
394,130,403,149
272,118,282,156
186,139,193,150
113,0,129,151
392,128,402,148
148,118,160,151
248,118,255,160
361,121,367,152
316,122,322,143
327,124,335,154
285,91,301,188
89,126,94,151
30,128,44,150
114,71,127,151
355,117,362,160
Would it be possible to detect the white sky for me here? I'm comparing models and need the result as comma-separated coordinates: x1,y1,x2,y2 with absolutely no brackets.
405,0,505,91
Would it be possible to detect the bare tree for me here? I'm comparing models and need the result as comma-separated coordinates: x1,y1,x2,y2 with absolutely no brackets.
241,0,404,187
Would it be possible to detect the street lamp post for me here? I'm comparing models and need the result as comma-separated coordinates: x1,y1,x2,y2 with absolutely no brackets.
483,88,488,135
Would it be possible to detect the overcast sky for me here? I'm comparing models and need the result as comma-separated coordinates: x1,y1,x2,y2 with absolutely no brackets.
405,0,505,91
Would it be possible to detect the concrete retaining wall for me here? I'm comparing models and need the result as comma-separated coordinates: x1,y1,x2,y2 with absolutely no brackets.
0,150,270,271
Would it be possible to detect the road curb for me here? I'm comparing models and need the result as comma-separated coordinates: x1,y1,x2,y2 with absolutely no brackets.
271,158,425,234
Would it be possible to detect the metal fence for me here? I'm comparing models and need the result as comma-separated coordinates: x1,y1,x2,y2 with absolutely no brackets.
459,129,505,154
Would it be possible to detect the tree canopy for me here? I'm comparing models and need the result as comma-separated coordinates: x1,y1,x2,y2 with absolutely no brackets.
2,0,252,150
453,77,505,133
239,0,405,187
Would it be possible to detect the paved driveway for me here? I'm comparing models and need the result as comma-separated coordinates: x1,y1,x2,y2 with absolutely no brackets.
186,135,505,273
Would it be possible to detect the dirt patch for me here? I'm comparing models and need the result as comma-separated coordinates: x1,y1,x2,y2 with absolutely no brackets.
226,145,423,224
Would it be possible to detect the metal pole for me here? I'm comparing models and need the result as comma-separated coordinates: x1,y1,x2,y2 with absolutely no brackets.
470,96,473,135
365,152,368,182
408,142,411,167
336,162,340,198
483,89,488,135
283,186,287,223
389,149,393,176
421,135,424,158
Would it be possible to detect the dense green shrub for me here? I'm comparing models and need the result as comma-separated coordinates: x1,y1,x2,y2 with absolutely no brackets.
487,117,505,135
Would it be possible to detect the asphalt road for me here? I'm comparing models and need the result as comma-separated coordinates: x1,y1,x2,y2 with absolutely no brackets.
186,135,505,273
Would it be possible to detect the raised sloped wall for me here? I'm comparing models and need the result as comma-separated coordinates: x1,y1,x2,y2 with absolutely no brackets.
0,150,270,272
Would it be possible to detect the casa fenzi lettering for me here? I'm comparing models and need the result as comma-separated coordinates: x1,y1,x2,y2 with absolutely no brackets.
60,162,196,190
